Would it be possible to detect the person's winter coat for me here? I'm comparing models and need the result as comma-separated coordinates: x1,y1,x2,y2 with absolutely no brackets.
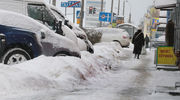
132,30,144,54
166,19,174,46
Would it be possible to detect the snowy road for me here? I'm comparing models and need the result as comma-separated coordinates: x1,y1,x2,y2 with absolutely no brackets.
1,43,180,100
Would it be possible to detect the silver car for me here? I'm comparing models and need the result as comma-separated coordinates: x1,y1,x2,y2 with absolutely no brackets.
95,28,130,47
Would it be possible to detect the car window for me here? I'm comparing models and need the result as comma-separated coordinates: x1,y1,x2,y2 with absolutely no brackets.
27,4,56,30
51,8,65,20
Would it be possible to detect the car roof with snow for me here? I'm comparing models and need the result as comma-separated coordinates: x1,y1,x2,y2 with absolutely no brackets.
94,27,129,35
117,23,138,29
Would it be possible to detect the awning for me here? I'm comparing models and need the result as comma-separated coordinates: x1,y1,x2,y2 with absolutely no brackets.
155,0,177,9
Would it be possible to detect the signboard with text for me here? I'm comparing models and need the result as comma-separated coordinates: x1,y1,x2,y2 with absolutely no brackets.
61,1,81,8
156,46,177,66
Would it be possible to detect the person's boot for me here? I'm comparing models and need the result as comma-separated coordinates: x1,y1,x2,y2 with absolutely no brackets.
137,54,140,59
134,54,137,58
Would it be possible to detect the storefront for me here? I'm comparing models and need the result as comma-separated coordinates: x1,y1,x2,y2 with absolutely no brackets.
155,0,180,69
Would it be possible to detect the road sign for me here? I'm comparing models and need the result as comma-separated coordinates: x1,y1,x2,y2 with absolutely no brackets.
61,2,68,7
76,11,80,19
99,12,112,22
61,1,81,8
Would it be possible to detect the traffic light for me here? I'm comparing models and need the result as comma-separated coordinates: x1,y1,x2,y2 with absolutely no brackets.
89,7,96,14
89,6,93,14
93,8,96,14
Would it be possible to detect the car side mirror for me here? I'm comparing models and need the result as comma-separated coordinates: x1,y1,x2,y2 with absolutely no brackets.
41,31,46,39
56,21,64,36
64,20,73,29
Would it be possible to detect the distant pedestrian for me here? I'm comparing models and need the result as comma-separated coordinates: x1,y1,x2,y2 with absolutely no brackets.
145,35,150,48
132,29,144,59
165,19,174,46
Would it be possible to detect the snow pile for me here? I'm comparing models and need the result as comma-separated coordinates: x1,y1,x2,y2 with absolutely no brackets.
84,28,102,44
94,42,123,68
0,42,122,97
0,64,58,96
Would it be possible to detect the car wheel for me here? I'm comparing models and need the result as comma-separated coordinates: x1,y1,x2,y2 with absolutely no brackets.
113,40,122,47
2,48,31,65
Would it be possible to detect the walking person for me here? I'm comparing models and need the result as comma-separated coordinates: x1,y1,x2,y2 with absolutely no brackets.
132,29,144,59
145,35,150,48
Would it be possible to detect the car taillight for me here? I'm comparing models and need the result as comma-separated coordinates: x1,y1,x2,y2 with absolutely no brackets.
122,35,127,39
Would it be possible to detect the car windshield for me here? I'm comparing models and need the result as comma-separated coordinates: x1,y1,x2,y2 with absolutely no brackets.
51,8,65,20
27,4,56,30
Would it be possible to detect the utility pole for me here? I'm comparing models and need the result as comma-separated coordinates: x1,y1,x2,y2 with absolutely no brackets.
128,11,131,23
52,0,56,6
100,0,104,27
117,0,120,16
65,7,67,16
73,7,75,23
80,0,84,28
123,0,125,16
111,0,114,24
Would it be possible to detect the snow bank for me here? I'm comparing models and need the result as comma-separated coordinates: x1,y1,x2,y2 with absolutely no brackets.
0,64,58,96
0,42,122,97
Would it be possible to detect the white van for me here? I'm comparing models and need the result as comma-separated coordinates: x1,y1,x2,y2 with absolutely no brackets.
0,0,94,53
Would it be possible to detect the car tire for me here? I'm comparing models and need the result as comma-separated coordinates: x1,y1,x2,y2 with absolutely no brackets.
113,40,122,47
2,48,31,65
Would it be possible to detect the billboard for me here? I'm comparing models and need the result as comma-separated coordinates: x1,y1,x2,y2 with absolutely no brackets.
156,46,177,66
151,18,159,32
116,17,124,24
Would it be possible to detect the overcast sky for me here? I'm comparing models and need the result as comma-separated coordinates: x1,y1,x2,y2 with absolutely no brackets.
47,0,154,26
105,0,154,25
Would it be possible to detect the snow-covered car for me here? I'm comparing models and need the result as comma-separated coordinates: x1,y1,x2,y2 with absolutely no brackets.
95,28,130,47
49,4,94,53
151,35,166,48
0,0,94,53
0,10,80,65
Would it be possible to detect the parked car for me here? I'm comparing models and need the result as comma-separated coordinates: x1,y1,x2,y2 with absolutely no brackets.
50,5,94,53
151,35,166,48
0,10,80,65
0,0,94,53
95,28,130,47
